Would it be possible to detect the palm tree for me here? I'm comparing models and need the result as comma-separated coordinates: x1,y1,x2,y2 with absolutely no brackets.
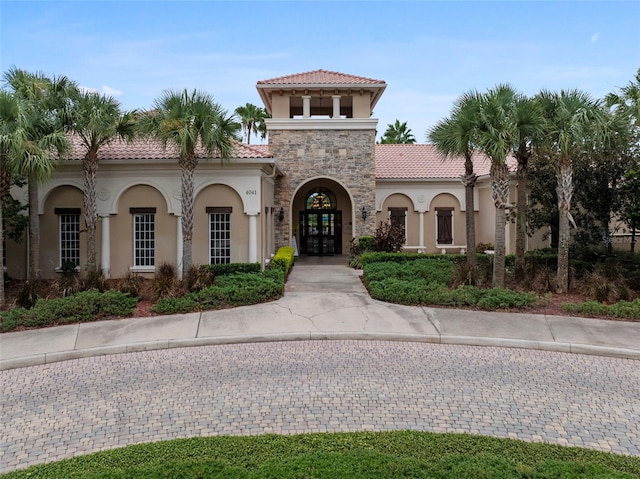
474,85,520,288
511,95,546,280
0,90,24,306
139,89,240,274
379,119,416,144
607,69,640,252
537,89,606,293
3,68,73,280
234,103,269,144
428,90,483,269
68,89,137,275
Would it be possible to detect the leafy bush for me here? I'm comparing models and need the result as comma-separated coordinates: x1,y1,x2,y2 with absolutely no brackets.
151,262,180,300
16,280,42,309
475,289,538,310
363,258,538,310
199,262,261,276
361,251,466,266
82,267,108,292
152,270,285,315
270,246,295,274
0,289,138,332
182,265,215,293
363,259,454,287
359,235,375,252
117,271,144,297
374,221,405,252
562,298,640,319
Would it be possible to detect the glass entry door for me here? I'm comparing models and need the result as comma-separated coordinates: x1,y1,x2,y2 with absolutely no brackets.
299,210,342,255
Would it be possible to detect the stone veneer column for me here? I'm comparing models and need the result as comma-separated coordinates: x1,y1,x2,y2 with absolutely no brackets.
269,128,377,251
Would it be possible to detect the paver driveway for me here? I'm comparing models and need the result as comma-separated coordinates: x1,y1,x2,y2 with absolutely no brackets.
1,340,639,473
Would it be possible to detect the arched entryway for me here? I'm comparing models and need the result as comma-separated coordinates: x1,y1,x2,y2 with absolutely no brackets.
292,179,352,256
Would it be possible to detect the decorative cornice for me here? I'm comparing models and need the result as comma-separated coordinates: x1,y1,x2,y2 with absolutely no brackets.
265,118,378,131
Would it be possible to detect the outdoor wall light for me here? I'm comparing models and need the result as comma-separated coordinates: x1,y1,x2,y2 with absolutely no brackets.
278,207,285,222
361,206,367,221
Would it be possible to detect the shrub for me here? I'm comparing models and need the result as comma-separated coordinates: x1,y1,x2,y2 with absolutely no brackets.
359,235,375,252
374,221,405,252
183,265,215,293
0,289,138,332
476,289,538,310
56,261,82,296
361,251,466,266
117,271,144,297
151,262,180,300
16,280,42,309
363,259,454,287
82,267,108,292
562,298,640,319
200,263,261,276
152,270,285,315
270,246,295,274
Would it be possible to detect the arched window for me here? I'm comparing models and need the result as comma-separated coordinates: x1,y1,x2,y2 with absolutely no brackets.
306,189,336,210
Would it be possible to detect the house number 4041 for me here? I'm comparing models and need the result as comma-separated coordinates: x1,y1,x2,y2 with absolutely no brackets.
245,189,257,195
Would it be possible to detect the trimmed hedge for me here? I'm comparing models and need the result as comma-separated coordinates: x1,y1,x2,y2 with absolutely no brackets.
562,298,640,319
363,257,538,310
0,289,138,332
200,262,261,276
153,270,285,315
270,246,295,274
361,251,468,266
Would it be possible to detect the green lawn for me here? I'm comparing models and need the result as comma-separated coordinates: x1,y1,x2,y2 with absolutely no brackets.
3,431,639,478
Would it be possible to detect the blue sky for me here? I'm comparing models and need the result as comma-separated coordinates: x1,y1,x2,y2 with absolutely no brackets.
2,1,639,142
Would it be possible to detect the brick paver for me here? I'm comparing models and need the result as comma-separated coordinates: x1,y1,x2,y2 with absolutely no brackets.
1,340,639,472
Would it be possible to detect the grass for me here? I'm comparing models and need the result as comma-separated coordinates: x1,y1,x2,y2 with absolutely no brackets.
2,431,639,478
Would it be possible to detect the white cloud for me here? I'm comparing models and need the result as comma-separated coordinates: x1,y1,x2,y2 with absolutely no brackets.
591,33,600,43
102,85,123,96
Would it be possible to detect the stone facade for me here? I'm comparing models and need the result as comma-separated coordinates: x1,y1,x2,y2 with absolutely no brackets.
269,128,377,250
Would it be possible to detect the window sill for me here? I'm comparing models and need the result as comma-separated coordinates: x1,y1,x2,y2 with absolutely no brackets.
54,266,81,273
130,266,155,273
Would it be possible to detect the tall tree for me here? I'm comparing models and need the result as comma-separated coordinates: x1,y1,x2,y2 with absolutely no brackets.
3,68,73,281
0,90,24,306
379,119,416,144
606,68,640,252
474,85,520,288
139,89,240,274
537,89,607,293
67,89,137,275
234,103,269,144
428,90,483,269
510,94,546,280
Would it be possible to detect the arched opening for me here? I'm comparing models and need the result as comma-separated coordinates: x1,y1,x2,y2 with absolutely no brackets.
293,180,352,256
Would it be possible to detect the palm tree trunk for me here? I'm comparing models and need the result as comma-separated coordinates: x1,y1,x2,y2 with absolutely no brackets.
83,151,99,274
462,156,476,269
0,165,8,307
556,160,573,293
180,158,197,273
0,196,4,307
515,157,528,281
28,173,40,281
491,162,510,288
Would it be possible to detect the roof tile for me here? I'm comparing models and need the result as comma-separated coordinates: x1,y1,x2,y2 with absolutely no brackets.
257,69,385,86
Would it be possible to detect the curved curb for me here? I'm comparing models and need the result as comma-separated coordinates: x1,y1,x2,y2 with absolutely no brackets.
1,333,638,371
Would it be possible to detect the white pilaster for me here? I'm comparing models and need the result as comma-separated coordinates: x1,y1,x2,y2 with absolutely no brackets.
302,96,311,118
248,213,258,263
332,95,341,118
418,211,425,253
100,215,110,278
176,215,183,279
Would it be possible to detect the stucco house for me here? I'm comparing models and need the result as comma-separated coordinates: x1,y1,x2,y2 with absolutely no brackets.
4,69,547,280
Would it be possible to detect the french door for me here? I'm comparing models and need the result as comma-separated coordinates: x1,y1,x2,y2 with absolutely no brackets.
299,210,342,255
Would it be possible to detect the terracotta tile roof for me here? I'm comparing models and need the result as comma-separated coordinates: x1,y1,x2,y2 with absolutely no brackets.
257,69,385,86
64,135,273,161
375,144,516,179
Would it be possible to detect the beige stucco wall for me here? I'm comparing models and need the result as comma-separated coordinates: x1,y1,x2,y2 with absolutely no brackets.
193,184,248,265
110,185,176,278
40,186,87,279
352,92,372,118
378,193,418,246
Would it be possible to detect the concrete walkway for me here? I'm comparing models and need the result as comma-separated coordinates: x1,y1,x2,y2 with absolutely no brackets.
1,256,639,370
